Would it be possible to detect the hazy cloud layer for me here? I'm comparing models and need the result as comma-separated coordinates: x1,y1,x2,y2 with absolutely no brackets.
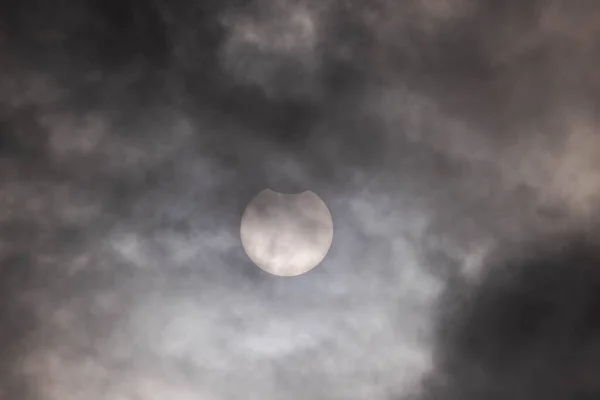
1,1,600,399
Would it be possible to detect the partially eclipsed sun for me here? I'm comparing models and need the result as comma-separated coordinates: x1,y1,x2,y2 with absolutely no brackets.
240,189,334,277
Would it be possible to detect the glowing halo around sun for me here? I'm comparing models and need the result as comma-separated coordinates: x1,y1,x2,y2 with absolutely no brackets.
240,189,334,277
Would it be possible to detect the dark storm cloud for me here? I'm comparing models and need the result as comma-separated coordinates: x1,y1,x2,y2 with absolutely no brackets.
1,0,600,399
425,233,600,400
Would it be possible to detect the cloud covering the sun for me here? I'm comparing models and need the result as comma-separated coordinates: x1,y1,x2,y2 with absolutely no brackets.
1,1,600,399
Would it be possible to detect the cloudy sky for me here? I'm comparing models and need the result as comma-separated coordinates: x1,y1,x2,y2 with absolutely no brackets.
1,0,600,399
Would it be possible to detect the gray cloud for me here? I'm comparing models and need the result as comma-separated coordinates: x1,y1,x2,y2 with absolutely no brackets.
1,0,600,399
219,0,324,99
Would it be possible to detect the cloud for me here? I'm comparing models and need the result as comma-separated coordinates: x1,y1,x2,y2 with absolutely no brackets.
423,234,600,399
219,0,323,99
1,1,600,399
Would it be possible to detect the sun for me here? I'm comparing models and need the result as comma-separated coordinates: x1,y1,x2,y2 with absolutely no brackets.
240,189,334,277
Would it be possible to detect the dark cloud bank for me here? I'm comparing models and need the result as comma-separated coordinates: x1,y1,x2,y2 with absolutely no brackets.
1,0,600,399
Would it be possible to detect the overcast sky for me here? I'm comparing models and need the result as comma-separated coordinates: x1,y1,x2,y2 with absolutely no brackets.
1,1,600,399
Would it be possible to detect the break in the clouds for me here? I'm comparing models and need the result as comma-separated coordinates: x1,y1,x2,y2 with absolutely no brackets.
1,1,600,399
